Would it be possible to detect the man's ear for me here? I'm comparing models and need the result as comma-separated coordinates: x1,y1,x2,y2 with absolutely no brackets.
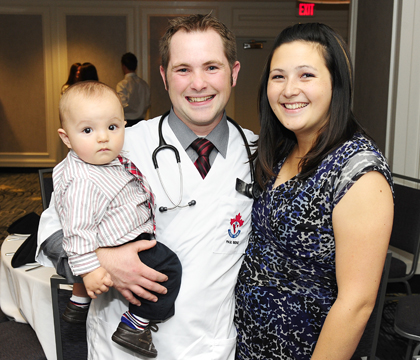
160,65,168,91
231,61,241,87
58,128,72,149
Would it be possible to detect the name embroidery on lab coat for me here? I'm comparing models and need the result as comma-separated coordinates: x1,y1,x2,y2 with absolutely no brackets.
227,213,244,240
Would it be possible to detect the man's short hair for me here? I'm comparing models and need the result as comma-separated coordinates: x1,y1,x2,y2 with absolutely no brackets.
121,52,138,71
59,81,121,127
159,13,237,74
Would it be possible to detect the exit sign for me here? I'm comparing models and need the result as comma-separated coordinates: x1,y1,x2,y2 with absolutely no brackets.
299,3,315,16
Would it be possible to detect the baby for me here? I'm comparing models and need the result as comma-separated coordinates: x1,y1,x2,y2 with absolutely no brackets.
54,81,181,358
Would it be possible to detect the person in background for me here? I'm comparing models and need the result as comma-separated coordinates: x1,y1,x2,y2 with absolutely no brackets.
61,63,81,95
37,13,257,359
78,62,99,82
116,52,151,127
234,22,394,360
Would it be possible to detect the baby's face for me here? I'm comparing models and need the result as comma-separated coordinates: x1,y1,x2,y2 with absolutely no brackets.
61,91,125,165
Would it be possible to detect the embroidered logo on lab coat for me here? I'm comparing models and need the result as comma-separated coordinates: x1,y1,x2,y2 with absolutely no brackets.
228,213,244,239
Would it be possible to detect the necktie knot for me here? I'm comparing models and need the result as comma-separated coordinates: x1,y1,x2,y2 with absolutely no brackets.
191,138,214,158
190,138,214,179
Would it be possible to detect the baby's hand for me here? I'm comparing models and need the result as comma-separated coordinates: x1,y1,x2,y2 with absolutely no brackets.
81,267,113,299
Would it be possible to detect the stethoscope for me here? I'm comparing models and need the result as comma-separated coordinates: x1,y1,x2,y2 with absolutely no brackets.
152,111,261,212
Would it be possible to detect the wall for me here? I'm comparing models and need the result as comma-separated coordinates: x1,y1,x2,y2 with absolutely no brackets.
388,0,420,181
352,0,394,153
0,0,349,167
348,0,420,182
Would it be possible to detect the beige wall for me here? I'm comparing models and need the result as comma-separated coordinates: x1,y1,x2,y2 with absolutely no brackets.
0,14,47,154
389,0,420,180
352,0,394,154
0,1,350,167
66,15,127,90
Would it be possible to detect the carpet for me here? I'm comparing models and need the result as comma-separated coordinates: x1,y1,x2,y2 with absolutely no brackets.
0,169,43,248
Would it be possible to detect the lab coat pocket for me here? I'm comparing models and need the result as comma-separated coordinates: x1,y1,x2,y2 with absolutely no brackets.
212,196,253,254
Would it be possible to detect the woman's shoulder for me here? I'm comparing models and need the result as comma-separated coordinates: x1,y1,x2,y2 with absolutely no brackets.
61,84,69,95
328,133,386,166
328,134,393,205
338,133,380,154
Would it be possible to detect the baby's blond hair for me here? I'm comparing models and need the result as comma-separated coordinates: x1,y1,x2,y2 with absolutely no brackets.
59,81,122,128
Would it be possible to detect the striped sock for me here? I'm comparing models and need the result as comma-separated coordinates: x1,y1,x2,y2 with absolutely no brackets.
121,311,149,330
70,295,91,309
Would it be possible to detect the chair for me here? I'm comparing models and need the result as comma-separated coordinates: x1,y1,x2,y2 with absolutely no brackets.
387,174,420,297
50,275,88,360
38,169,67,359
50,274,69,360
351,251,392,360
38,168,54,210
394,294,420,360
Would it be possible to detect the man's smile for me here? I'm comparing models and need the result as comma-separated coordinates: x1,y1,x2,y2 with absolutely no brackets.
187,95,215,103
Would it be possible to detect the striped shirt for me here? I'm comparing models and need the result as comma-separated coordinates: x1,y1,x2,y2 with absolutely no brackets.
53,150,154,276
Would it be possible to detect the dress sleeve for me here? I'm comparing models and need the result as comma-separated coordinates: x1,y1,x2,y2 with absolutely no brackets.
332,150,393,207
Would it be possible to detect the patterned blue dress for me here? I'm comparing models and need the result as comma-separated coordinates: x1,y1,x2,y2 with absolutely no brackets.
234,134,393,360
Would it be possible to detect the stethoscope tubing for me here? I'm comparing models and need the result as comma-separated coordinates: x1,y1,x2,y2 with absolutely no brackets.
152,110,256,212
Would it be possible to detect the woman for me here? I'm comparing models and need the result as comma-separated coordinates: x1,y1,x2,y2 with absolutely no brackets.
234,23,394,360
78,62,99,81
61,63,81,95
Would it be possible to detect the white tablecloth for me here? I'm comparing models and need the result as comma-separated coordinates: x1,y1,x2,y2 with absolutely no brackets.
0,235,70,360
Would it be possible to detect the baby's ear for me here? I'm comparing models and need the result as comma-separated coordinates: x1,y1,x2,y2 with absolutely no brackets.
58,128,72,149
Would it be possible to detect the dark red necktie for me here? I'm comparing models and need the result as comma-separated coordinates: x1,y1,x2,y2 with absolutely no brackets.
117,155,156,231
190,138,215,179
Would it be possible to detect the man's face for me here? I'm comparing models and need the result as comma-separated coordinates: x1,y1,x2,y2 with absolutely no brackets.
160,29,240,136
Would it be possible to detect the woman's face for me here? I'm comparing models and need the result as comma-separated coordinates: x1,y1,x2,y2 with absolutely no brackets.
267,40,332,142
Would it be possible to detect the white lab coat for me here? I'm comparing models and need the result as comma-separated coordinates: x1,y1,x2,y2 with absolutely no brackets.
37,114,258,360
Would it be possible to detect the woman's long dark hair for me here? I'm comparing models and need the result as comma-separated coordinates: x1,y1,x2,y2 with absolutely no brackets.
254,23,366,188
61,63,81,91
78,62,99,81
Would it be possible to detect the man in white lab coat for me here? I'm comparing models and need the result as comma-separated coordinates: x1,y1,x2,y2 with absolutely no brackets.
37,13,258,360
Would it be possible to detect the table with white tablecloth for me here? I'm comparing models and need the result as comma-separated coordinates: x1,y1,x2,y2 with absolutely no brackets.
0,234,71,360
